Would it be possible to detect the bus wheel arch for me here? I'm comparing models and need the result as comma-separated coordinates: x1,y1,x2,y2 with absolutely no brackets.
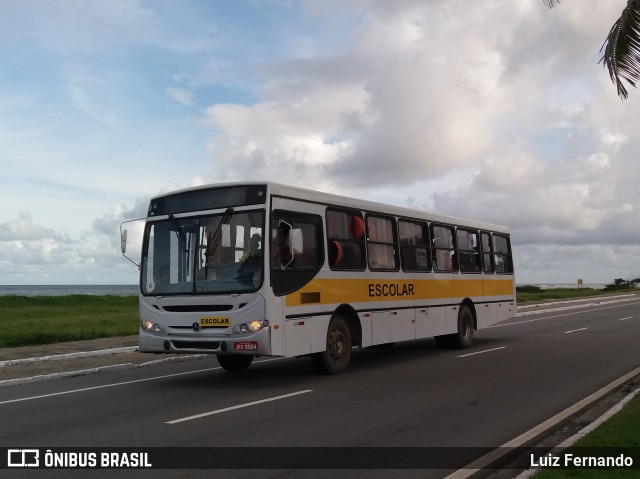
461,298,477,331
334,304,362,347
435,299,476,350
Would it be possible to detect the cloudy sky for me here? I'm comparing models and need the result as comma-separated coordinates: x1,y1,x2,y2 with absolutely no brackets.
1,0,638,286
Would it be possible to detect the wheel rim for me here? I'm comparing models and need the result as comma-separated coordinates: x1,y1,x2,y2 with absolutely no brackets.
460,310,473,343
328,327,347,361
462,317,471,341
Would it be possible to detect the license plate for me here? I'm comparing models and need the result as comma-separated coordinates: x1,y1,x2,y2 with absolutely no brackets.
200,316,231,328
234,341,258,351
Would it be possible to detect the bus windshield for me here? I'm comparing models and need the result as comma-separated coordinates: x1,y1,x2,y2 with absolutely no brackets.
141,210,264,295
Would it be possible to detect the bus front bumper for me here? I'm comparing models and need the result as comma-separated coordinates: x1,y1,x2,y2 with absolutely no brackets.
139,327,272,356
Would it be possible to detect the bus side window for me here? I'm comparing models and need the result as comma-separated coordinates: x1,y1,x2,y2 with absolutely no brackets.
456,228,481,273
271,215,323,271
270,211,324,296
399,220,430,272
481,232,495,273
326,209,366,270
366,215,398,271
431,224,456,272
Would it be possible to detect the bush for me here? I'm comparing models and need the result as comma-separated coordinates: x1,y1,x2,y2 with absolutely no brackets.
516,285,541,293
604,278,639,291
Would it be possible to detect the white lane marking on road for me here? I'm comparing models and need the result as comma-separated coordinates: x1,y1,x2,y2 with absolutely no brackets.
619,316,633,321
458,347,506,358
0,367,220,406
166,390,314,424
490,300,640,329
0,357,285,404
564,327,588,334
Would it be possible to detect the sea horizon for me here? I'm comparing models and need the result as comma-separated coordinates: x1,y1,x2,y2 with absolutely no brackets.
0,284,139,297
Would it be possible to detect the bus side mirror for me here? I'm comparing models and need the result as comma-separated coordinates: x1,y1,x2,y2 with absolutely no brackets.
120,218,144,269
121,229,128,254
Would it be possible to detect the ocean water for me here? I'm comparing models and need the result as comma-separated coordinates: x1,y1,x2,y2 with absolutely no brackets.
521,283,606,290
0,285,139,297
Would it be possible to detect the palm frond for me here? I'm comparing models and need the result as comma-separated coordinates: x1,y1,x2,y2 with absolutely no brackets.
600,0,640,100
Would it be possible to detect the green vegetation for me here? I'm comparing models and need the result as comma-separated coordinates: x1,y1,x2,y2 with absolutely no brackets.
533,391,640,479
3,285,638,347
604,278,640,292
0,295,139,348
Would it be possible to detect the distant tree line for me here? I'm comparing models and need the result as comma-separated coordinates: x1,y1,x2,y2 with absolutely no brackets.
604,277,640,291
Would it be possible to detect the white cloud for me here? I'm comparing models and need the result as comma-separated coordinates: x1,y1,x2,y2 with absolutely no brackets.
0,213,64,242
207,1,520,188
1,0,638,285
166,87,194,106
198,0,638,284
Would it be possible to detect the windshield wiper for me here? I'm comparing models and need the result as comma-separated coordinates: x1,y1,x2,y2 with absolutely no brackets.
205,208,234,279
168,214,189,254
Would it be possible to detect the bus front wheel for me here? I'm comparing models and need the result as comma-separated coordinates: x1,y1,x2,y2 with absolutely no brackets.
311,314,352,374
217,354,254,372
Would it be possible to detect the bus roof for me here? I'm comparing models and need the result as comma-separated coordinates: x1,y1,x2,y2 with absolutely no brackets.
149,181,510,234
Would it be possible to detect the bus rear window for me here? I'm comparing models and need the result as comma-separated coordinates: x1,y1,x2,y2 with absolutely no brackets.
493,234,513,274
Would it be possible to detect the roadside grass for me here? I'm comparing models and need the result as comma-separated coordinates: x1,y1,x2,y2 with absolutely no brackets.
0,295,139,348
531,391,640,479
1,288,637,347
0,286,638,348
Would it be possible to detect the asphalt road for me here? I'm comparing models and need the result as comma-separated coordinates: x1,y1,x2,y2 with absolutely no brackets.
1,296,639,479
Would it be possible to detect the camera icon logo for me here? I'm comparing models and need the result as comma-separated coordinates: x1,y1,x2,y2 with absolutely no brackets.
7,449,40,467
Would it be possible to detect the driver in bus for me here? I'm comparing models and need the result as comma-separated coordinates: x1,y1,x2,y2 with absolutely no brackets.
240,233,261,263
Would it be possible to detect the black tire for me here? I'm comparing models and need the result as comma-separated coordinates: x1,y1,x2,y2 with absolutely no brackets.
216,354,254,372
311,314,352,374
434,335,452,349
450,305,474,349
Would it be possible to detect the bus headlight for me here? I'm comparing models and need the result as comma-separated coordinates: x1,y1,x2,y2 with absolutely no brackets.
141,320,165,334
235,320,269,335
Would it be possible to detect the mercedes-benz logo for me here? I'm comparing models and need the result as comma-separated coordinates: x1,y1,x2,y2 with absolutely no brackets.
192,322,200,332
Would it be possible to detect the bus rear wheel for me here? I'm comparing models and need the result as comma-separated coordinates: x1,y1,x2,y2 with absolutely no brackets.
217,354,254,372
311,314,352,374
451,305,474,349
434,305,474,349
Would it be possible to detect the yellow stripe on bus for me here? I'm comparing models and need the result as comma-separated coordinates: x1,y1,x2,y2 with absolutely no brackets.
285,278,514,307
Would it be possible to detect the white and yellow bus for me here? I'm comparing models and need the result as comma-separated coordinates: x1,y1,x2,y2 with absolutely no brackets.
122,182,515,374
